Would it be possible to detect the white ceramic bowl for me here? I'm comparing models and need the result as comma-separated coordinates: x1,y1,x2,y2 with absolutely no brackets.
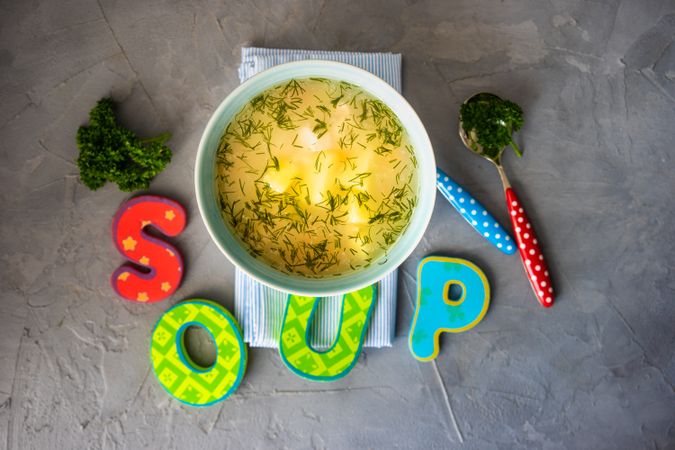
195,60,436,296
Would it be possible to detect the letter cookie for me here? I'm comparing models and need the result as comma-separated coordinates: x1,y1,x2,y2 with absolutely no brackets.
409,257,490,361
150,299,247,406
279,285,376,382
111,195,186,303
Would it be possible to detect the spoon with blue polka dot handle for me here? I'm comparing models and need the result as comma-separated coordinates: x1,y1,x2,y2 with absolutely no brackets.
459,92,554,308
436,167,516,255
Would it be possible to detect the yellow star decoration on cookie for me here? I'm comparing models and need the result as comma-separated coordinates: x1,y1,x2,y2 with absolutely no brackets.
137,292,149,302
166,248,175,257
141,220,152,227
139,256,150,265
165,210,176,221
160,282,171,292
117,272,130,281
122,236,137,251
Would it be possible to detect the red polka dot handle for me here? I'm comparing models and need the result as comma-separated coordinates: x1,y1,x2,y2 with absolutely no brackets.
505,188,554,307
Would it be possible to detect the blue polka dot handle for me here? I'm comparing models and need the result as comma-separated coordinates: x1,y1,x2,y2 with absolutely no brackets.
436,167,516,255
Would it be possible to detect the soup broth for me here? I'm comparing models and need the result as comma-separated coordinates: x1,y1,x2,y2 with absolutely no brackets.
215,77,419,277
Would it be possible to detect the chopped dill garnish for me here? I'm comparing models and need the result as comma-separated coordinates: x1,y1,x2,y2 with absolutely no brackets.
215,77,419,278
312,119,328,138
330,94,344,108
314,151,325,173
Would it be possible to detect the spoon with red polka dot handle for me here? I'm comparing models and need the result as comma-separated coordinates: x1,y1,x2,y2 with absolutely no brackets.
459,93,554,308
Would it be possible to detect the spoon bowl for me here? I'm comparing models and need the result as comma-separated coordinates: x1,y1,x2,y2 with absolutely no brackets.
459,92,508,162
458,93,512,189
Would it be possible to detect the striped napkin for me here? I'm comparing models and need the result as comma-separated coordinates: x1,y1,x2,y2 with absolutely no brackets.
234,47,402,349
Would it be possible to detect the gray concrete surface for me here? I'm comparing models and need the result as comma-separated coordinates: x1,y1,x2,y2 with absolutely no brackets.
1,0,674,448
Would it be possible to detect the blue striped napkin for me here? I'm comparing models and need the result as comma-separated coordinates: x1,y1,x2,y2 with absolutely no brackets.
234,47,402,349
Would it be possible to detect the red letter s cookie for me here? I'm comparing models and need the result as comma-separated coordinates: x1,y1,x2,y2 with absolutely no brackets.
111,195,186,303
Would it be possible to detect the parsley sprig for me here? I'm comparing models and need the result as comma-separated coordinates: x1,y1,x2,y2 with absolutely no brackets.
76,98,171,192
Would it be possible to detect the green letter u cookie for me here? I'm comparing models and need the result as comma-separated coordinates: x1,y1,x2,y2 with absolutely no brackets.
150,299,247,406
279,285,377,382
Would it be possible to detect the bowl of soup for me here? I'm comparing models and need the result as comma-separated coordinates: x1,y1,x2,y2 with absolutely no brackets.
195,60,436,296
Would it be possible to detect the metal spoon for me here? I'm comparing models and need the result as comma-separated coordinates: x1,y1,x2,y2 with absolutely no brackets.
459,93,554,308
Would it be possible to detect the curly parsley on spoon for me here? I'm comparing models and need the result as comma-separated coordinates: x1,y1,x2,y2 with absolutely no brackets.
459,93,554,308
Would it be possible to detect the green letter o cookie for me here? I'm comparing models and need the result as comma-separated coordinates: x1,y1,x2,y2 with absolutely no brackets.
150,300,247,406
